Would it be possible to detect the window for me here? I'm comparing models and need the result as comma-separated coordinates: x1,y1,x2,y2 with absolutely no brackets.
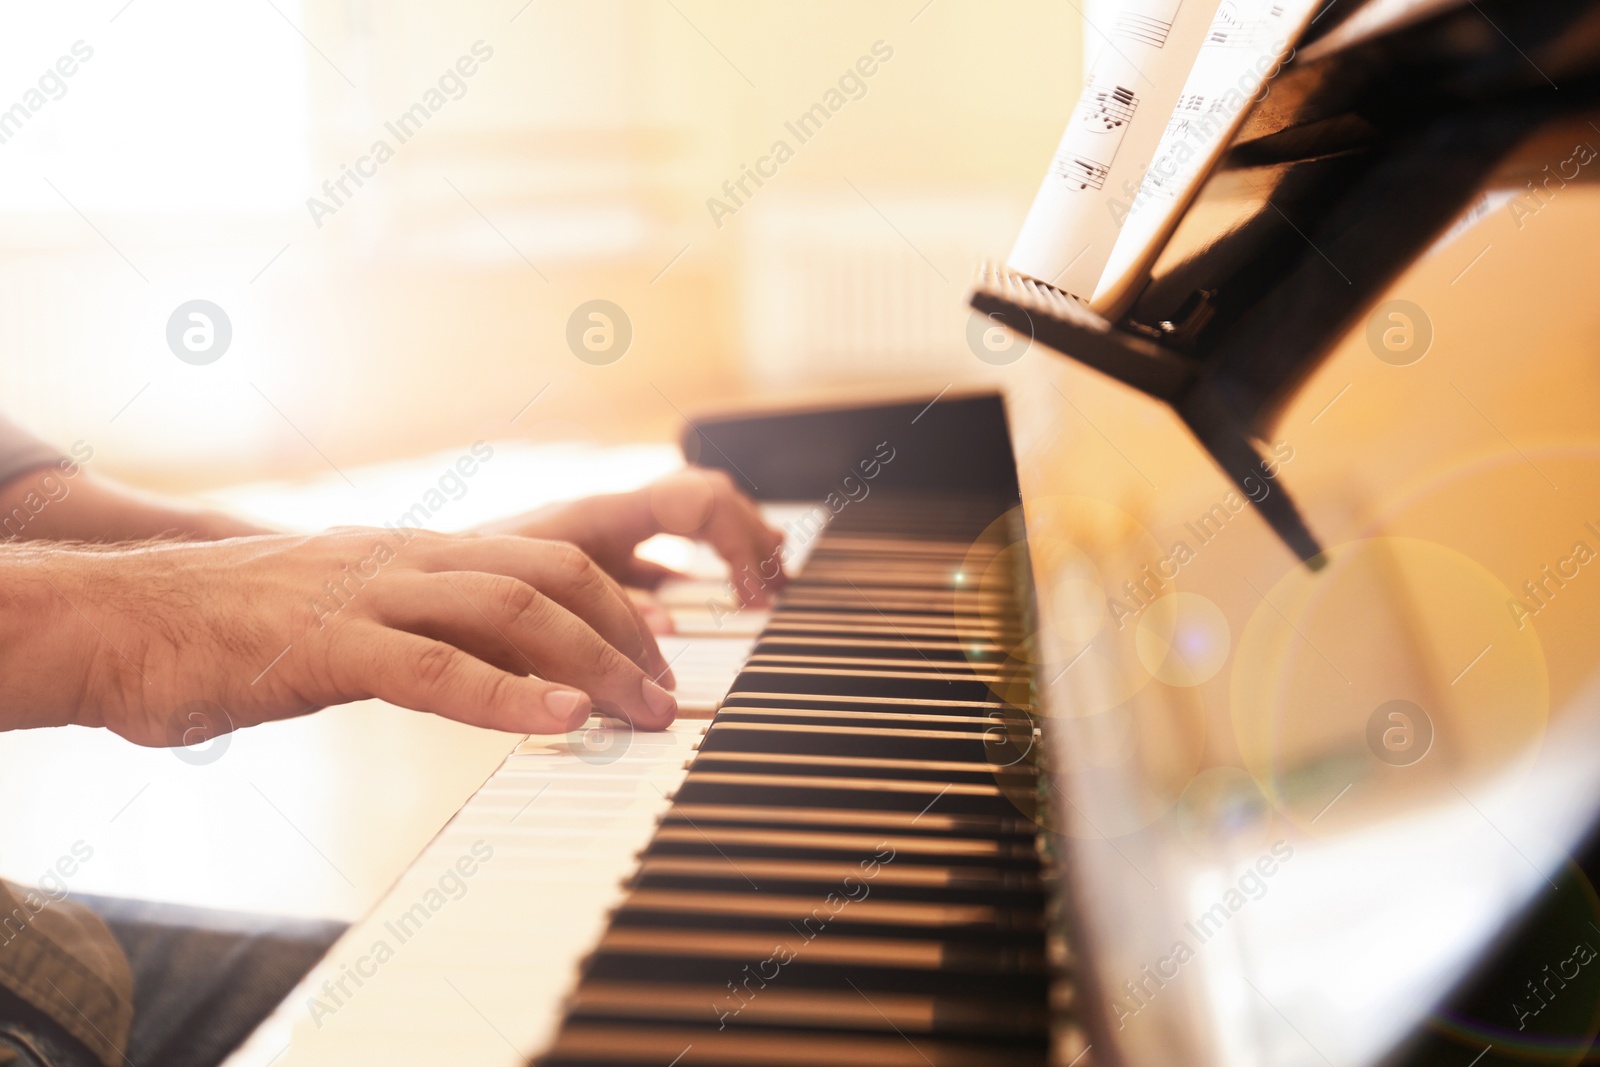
0,1,309,213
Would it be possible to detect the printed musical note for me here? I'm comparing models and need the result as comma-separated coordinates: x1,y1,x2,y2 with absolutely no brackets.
1085,0,1325,309
1206,2,1270,48
1165,92,1208,135
1079,83,1138,132
1115,13,1174,47
1207,1,1243,40
1208,2,1242,43
1011,0,1323,298
1055,154,1111,191
1140,167,1184,201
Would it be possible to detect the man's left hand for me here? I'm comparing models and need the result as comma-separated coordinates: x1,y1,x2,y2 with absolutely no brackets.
478,468,787,607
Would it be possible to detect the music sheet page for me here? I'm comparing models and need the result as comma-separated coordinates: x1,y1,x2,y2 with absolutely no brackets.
1093,0,1323,310
1008,0,1224,296
1007,0,1321,309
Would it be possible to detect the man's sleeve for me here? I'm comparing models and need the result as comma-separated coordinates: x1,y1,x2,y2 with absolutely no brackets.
0,415,65,487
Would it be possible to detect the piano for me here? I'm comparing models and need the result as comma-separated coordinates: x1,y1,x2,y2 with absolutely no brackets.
223,2,1600,1065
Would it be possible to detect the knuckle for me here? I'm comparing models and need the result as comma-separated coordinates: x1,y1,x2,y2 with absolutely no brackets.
570,552,645,655
571,552,610,596
487,575,542,621
571,624,624,679
563,543,596,575
555,541,590,571
412,641,460,690
477,667,520,712
590,643,632,684
558,545,610,594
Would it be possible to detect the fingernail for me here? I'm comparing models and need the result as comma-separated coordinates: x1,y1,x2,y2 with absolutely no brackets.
641,676,678,721
546,688,591,730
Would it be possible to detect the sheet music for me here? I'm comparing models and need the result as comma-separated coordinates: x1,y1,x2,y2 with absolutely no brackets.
1008,0,1223,297
1115,11,1177,48
1091,0,1320,310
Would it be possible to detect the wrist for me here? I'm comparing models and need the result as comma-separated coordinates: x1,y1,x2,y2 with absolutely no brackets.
0,466,271,543
0,546,108,730
186,508,275,540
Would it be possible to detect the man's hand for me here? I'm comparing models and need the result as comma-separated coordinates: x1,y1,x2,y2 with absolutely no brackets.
0,529,679,747
480,468,787,605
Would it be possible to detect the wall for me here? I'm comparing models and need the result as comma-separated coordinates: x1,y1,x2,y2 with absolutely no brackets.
0,0,1082,490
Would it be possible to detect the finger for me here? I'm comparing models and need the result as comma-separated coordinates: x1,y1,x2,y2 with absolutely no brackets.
703,483,786,605
645,468,785,605
713,473,784,587
730,489,788,592
363,571,544,678
627,587,676,637
379,572,678,727
682,474,761,587
348,624,594,734
619,557,683,589
406,534,672,683
648,470,718,535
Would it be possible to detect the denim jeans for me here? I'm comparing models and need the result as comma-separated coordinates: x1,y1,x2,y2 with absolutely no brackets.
0,895,346,1067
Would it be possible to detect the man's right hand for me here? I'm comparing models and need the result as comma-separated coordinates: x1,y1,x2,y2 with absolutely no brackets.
0,529,680,747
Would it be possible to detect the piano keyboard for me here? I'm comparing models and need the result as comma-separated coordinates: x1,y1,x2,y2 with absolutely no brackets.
538,496,1071,1067
224,496,1073,1067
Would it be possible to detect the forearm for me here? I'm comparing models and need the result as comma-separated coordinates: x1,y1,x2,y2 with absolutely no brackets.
0,463,270,543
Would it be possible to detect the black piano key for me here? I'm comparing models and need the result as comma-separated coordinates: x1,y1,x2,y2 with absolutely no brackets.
698,721,1035,763
786,569,973,590
611,888,1041,931
606,890,1045,950
540,1022,1047,1066
684,751,1032,788
754,636,1008,661
775,594,1005,615
671,771,1031,818
742,656,1008,679
812,534,978,552
763,615,1019,639
639,825,1039,867
713,707,1027,733
571,971,1048,1011
628,856,1045,906
563,982,1048,1040
721,692,1031,716
713,712,993,735
728,667,1009,703
581,927,1047,994
662,803,1037,839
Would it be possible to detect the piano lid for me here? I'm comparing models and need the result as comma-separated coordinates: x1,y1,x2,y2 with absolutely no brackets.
1000,87,1600,1067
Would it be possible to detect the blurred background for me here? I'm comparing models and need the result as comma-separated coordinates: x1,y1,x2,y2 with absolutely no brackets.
0,0,1090,491
9,12,1600,1052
